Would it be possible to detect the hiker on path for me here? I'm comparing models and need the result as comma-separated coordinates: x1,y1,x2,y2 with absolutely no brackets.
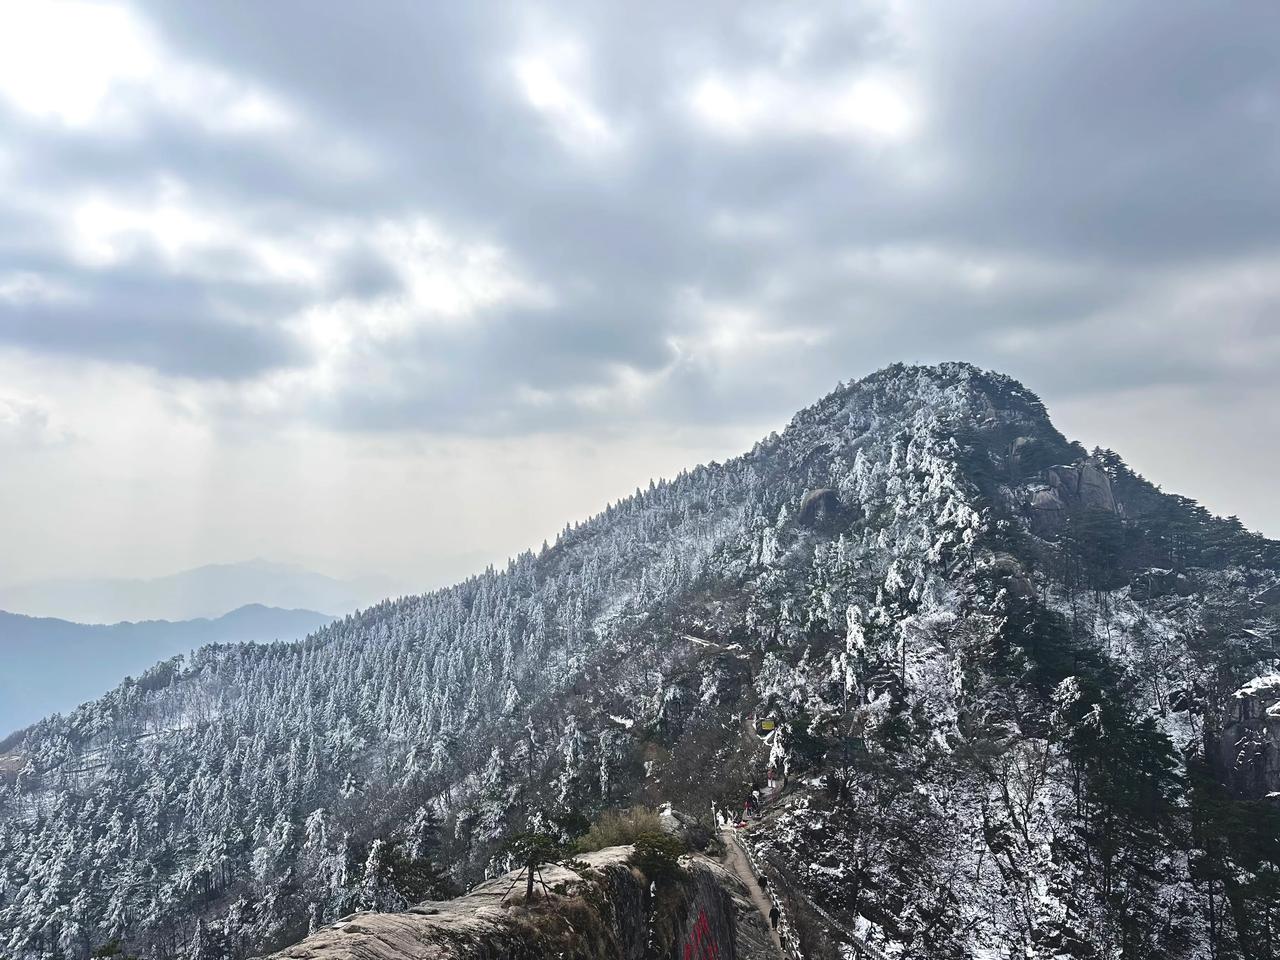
767,766,778,791
758,875,768,891
769,905,780,930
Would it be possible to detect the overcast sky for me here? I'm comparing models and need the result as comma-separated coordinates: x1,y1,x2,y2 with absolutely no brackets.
1,0,1278,590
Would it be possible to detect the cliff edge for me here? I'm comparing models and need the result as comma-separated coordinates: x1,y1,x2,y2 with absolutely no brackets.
271,845,778,960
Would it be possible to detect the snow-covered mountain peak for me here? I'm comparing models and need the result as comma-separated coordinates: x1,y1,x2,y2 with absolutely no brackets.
3,363,1278,960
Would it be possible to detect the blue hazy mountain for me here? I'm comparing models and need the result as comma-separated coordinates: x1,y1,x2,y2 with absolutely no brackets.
0,604,335,735
0,558,400,624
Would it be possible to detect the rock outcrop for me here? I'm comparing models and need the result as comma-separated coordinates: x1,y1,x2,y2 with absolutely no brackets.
1047,459,1117,513
1129,567,1197,601
798,488,841,527
1218,675,1280,798
1028,457,1118,532
271,846,776,960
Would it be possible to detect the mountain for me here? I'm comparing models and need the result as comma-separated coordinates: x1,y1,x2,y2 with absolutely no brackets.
0,559,400,623
0,605,336,736
3,363,1279,960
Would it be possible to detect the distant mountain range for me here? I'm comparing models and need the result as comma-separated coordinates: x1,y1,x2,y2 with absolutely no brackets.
0,558,401,623
0,603,335,735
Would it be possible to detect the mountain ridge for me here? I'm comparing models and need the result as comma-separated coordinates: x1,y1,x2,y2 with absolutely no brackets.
3,362,1278,960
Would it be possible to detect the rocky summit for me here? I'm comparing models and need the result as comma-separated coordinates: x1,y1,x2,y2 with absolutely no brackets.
3,362,1279,959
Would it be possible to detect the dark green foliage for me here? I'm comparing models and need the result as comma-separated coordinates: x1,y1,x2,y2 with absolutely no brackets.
1061,508,1132,593
785,709,829,771
1094,449,1280,573
503,832,565,902
974,563,1193,955
1189,757,1280,958
1056,692,1181,886
349,810,458,909
628,832,686,883
806,743,961,955
90,941,139,960
380,844,457,904
979,563,1099,705
548,808,592,845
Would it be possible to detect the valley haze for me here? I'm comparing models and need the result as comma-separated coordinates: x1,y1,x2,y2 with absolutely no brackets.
0,559,400,624
0,603,335,735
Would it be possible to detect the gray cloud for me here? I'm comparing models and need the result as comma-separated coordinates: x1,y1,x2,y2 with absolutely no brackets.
2,0,1279,432
0,290,301,380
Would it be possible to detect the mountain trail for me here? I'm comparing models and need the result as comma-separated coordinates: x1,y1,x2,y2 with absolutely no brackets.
725,818,890,960
720,827,786,958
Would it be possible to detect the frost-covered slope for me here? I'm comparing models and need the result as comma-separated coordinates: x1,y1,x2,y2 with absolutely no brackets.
2,363,1278,960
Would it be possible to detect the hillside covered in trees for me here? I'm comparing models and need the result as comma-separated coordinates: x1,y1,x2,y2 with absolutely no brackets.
2,363,1279,959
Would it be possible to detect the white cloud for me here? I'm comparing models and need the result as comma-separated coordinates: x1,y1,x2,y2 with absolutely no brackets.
1013,253,1280,377
0,394,72,448
0,0,295,134
689,69,921,144
374,218,552,322
512,40,621,156
71,186,220,269
291,215,552,356
248,215,553,407
37,166,555,403
64,182,323,298
0,0,152,126
669,288,826,364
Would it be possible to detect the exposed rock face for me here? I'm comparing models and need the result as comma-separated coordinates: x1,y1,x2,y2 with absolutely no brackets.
986,553,1035,599
1047,459,1117,514
1028,457,1117,532
1218,676,1280,798
270,846,774,960
659,804,715,852
1007,435,1041,478
798,487,841,527
1129,567,1197,601
1027,487,1067,533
